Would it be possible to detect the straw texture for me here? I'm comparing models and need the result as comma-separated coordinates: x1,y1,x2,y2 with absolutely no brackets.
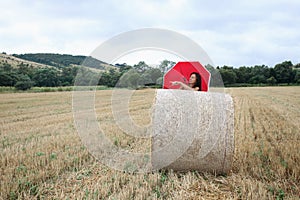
151,89,234,173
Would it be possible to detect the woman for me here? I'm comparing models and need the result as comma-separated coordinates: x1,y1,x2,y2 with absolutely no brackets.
171,72,201,91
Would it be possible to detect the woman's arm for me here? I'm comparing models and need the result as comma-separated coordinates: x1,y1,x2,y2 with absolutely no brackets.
171,81,199,91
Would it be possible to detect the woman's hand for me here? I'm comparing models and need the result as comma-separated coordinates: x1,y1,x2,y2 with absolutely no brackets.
171,81,180,86
170,81,196,91
171,81,185,90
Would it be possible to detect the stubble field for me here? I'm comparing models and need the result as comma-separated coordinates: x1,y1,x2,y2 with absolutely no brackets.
0,87,299,199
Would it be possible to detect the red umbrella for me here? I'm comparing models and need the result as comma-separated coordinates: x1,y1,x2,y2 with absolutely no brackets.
163,61,210,92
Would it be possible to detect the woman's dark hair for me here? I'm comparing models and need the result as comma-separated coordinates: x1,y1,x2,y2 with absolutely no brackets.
190,72,201,91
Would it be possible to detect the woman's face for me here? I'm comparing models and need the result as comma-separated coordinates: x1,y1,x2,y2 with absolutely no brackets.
189,74,197,85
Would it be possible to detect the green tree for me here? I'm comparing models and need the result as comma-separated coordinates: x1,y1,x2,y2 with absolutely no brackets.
117,69,141,88
274,61,294,84
1,63,13,71
14,74,33,90
249,74,266,84
60,66,78,86
219,66,237,85
269,68,276,79
159,60,176,74
156,77,163,85
0,69,14,86
150,68,163,82
116,63,132,75
143,68,162,84
266,76,277,85
133,61,150,73
249,65,270,84
127,72,141,88
74,67,100,86
98,72,110,86
0,65,19,86
98,68,121,87
139,73,153,85
32,68,61,87
294,70,300,84
17,62,34,77
234,66,251,83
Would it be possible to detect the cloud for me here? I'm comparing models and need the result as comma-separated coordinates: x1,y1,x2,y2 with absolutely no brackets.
177,0,300,66
0,0,299,66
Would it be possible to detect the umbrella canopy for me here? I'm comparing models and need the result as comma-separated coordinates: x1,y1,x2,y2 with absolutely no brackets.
163,61,211,91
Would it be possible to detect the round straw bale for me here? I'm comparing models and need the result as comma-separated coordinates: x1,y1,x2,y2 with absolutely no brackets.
151,89,234,174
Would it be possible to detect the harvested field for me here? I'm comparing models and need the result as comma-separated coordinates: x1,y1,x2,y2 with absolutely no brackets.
0,87,299,199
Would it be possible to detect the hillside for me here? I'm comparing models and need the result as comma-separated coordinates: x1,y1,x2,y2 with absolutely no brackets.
0,53,116,88
0,53,53,69
12,53,114,70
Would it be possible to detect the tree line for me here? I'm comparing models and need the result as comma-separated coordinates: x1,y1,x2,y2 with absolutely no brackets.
0,59,299,90
0,62,78,90
218,61,300,86
0,60,176,90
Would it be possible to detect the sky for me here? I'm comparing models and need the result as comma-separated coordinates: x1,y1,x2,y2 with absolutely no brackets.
0,0,299,67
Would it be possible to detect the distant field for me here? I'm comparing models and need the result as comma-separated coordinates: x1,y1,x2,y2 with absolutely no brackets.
0,87,299,199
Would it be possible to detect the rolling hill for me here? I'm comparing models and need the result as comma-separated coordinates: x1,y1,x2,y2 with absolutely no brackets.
0,53,53,69
12,53,114,70
0,53,115,71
